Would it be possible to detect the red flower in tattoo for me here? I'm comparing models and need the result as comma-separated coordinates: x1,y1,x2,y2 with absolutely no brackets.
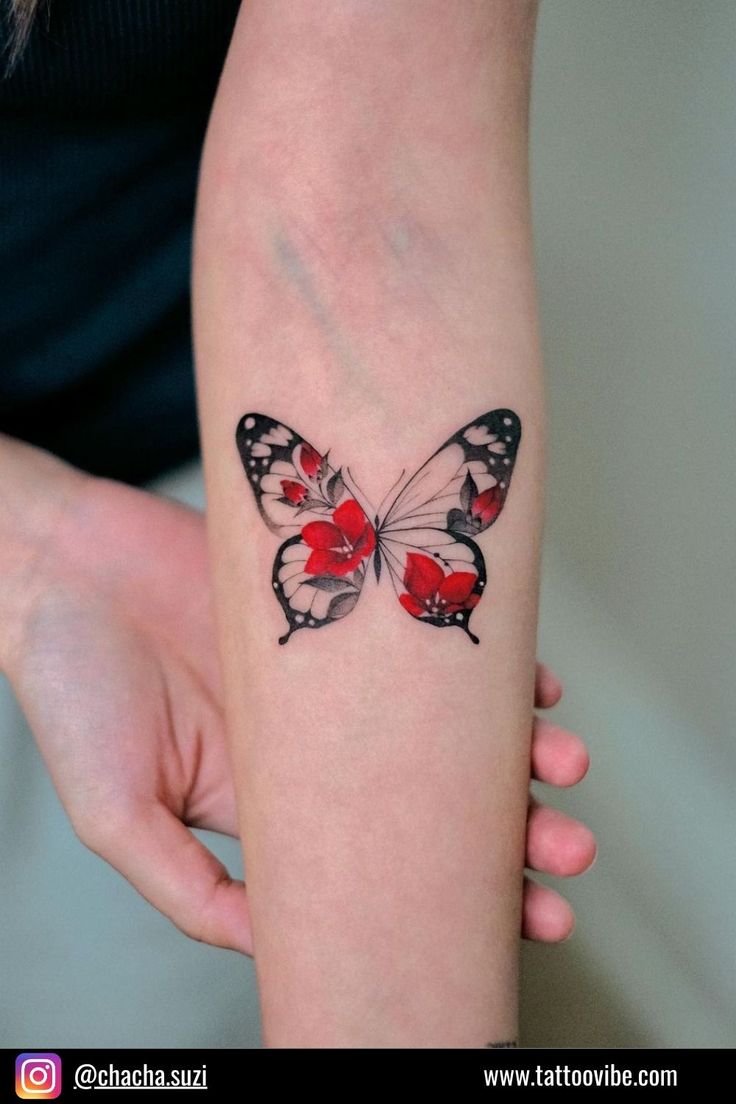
281,479,308,504
471,486,503,527
399,553,480,618
302,499,376,576
300,442,323,480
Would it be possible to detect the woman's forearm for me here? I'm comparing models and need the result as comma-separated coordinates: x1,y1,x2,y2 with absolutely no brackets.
194,0,542,1046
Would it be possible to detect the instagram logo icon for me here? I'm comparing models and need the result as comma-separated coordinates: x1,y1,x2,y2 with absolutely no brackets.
15,1054,61,1100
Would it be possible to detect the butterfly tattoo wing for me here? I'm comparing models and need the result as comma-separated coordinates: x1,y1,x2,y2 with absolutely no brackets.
236,410,521,645
236,414,375,643
377,409,521,644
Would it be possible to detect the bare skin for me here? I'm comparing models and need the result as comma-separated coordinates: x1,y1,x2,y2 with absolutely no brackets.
1,437,594,956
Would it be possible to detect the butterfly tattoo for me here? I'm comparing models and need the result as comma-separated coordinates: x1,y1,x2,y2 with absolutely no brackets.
236,410,521,645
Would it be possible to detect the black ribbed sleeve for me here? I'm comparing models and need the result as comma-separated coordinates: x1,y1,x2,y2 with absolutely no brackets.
0,1,240,483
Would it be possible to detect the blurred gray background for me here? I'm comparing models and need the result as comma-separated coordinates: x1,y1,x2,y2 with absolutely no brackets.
1,0,734,1048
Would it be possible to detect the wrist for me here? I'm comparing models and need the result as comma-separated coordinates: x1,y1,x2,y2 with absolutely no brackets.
0,435,91,674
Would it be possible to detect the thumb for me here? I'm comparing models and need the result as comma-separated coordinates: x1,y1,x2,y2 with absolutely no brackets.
82,800,253,955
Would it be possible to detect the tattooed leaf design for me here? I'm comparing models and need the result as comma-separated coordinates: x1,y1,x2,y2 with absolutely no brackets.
305,576,356,592
460,471,477,513
328,592,360,619
326,469,346,505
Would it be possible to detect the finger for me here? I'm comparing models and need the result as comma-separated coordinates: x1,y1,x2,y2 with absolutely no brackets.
525,799,597,877
534,662,563,710
522,877,575,942
80,801,252,955
530,718,590,787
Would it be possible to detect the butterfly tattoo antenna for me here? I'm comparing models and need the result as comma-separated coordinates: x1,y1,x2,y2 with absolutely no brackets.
374,466,408,523
343,465,376,522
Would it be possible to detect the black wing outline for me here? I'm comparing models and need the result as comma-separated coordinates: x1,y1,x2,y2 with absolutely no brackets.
378,530,487,644
378,409,521,644
272,534,369,645
236,413,347,536
236,413,373,643
380,409,521,534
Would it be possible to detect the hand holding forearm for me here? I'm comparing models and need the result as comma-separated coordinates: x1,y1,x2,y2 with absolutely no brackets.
1,434,593,973
0,437,251,950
